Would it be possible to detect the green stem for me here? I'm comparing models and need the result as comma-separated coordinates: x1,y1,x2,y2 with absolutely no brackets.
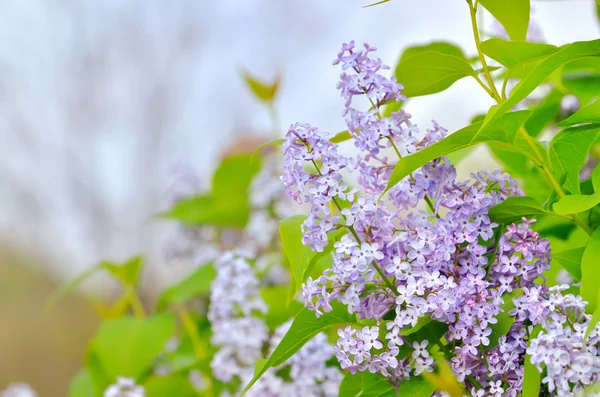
467,0,502,102
176,304,205,360
126,286,146,319
310,159,398,294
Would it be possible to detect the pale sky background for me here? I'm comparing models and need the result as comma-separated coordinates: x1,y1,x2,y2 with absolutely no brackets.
0,0,597,285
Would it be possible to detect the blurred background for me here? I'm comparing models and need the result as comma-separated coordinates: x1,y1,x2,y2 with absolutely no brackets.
0,0,597,394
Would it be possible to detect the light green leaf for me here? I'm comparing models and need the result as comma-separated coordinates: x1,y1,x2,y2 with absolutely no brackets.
69,369,98,397
585,288,600,340
480,0,530,41
553,193,600,215
251,138,285,164
400,315,433,336
383,111,531,197
481,39,600,130
261,285,303,330
394,51,475,97
593,165,600,192
563,74,600,106
400,42,466,61
524,89,564,138
155,263,215,311
580,227,600,314
558,98,600,127
338,371,397,397
143,375,198,396
522,327,542,397
330,130,352,143
488,196,550,224
241,70,279,103
240,304,357,396
488,289,520,348
164,154,261,227
481,39,557,68
280,215,344,302
553,248,584,281
92,315,176,380
45,264,102,313
549,124,600,194
102,256,144,286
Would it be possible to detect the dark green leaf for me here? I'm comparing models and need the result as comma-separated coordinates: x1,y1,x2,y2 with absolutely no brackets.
241,70,279,103
480,0,530,41
92,315,176,380
481,39,557,68
400,316,433,336
558,98,600,127
524,89,563,138
553,193,600,215
339,371,397,397
553,248,584,282
549,124,600,193
156,263,215,311
488,196,550,224
394,51,475,97
240,304,357,396
481,39,600,130
383,111,531,197
102,256,144,286
580,227,600,313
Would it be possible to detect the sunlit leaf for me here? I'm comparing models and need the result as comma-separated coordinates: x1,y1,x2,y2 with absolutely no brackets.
241,70,279,103
580,227,600,313
489,196,550,224
156,263,215,311
553,247,584,281
338,371,397,397
558,98,600,127
480,0,530,41
481,39,556,68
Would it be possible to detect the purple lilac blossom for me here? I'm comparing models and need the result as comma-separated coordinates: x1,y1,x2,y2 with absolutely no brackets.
281,41,600,397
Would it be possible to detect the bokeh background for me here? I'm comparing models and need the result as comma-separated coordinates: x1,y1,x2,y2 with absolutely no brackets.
0,0,597,394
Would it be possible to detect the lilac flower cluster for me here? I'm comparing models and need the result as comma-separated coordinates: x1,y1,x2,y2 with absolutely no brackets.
280,42,600,396
0,384,38,397
104,377,145,397
209,251,341,397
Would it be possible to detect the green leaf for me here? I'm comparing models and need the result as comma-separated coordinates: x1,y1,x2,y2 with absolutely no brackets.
102,256,144,286
241,70,279,103
488,196,550,224
563,73,600,106
261,285,303,330
397,376,436,397
69,370,98,397
549,124,600,193
524,89,564,138
164,154,261,227
558,98,600,127
383,111,531,197
480,0,530,41
156,263,215,311
280,215,344,302
553,248,584,281
488,289,519,348
251,138,285,164
580,227,600,313
92,315,176,380
45,264,102,313
553,193,600,215
394,51,475,97
338,371,397,397
400,316,433,336
240,304,357,396
330,130,352,144
481,39,600,130
585,288,600,340
143,375,198,396
400,42,466,61
363,0,390,8
593,166,600,192
522,329,542,397
481,39,557,68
